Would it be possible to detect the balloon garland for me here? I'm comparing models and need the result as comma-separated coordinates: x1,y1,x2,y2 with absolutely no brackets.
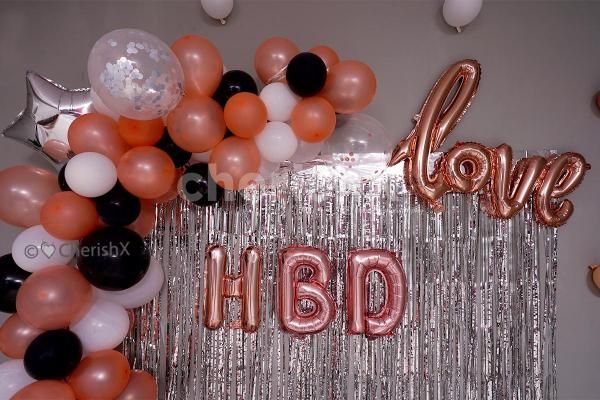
0,29,377,398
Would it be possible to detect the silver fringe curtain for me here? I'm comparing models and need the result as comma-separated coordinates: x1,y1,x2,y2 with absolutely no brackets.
123,162,558,400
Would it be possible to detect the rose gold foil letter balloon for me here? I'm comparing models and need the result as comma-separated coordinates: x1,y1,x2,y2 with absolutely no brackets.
388,59,481,210
204,245,262,332
278,246,336,335
347,249,407,338
442,142,491,193
533,152,589,227
0,165,60,228
254,37,299,84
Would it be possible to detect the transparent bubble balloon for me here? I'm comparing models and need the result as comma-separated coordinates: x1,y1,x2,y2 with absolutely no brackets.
321,114,392,183
88,29,184,120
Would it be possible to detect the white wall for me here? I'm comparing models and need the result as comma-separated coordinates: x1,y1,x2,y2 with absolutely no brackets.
0,1,598,398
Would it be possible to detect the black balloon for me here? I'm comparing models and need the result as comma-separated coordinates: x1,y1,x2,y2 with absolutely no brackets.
181,163,223,206
213,70,258,107
58,163,71,191
0,253,31,313
155,129,192,168
77,227,150,291
24,329,82,380
95,182,141,226
286,52,328,97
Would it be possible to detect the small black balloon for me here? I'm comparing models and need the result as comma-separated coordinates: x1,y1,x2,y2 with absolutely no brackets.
286,52,328,97
24,329,82,380
156,129,192,168
0,253,31,313
95,182,141,226
181,163,223,206
58,164,70,191
78,227,150,291
213,70,258,107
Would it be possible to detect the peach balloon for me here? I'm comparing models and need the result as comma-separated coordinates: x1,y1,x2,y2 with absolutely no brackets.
309,45,340,71
167,96,226,153
290,97,337,143
255,37,299,84
68,113,130,164
152,168,182,204
12,380,76,400
68,350,131,400
224,93,267,138
209,137,260,190
0,314,42,359
16,266,93,330
40,191,99,240
115,370,158,400
127,200,157,237
171,35,223,97
118,147,176,199
0,165,60,228
118,117,164,147
320,60,377,114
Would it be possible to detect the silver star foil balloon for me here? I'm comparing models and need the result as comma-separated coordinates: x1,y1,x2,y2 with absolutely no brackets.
1,71,93,169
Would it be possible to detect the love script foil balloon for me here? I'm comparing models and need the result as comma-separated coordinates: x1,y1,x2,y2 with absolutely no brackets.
1,72,92,168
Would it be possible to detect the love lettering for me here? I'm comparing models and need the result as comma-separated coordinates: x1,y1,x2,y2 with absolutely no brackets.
388,59,589,226
203,245,407,338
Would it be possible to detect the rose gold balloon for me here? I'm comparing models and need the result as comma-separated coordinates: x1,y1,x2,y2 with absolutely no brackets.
67,350,131,400
347,249,407,338
42,140,71,163
320,60,377,115
309,45,340,71
442,142,491,193
208,137,261,190
171,35,223,97
68,113,130,165
40,191,99,240
204,245,262,332
591,265,600,290
16,265,93,330
278,246,336,335
152,169,182,204
0,165,60,227
254,37,299,84
115,370,157,400
167,96,226,153
224,93,267,139
118,147,176,199
0,314,42,359
12,380,76,400
127,200,156,237
290,97,336,143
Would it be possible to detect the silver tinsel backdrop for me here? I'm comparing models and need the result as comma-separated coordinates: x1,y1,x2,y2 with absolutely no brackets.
123,161,558,400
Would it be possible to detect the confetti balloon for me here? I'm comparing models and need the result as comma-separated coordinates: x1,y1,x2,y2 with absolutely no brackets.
88,29,184,120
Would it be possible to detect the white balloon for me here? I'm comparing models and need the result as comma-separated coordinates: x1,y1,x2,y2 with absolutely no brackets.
70,298,129,353
442,0,483,30
190,150,212,164
95,258,164,309
259,83,300,122
11,225,77,272
65,152,117,198
88,29,184,120
0,359,35,399
90,88,119,121
289,140,324,163
201,0,234,23
254,122,298,163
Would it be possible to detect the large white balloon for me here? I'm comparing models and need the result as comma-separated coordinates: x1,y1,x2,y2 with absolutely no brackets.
70,298,129,353
95,258,164,309
11,225,77,272
201,0,234,24
289,140,324,163
65,152,117,198
88,29,184,120
254,122,298,163
0,359,35,399
442,0,483,30
259,83,299,122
